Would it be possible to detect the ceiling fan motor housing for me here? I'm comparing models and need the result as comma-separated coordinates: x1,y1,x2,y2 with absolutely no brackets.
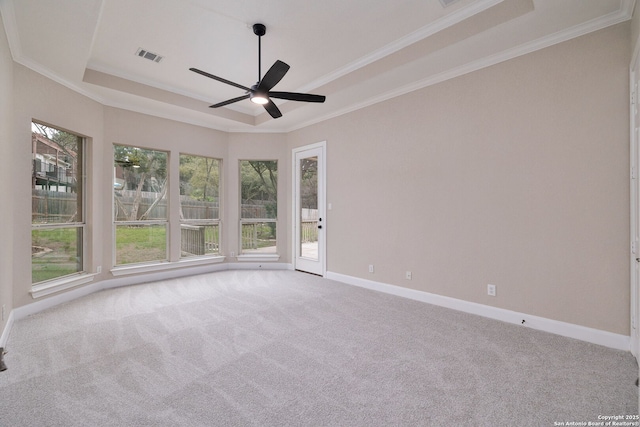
253,23,266,37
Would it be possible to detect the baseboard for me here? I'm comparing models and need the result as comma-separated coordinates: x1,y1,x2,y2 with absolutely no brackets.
7,265,622,353
227,262,293,270
0,309,15,348
326,271,630,352
8,262,292,334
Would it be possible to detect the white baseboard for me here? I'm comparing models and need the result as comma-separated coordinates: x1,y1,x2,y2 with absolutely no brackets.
0,309,15,348
4,265,626,353
5,262,292,343
326,271,630,352
228,262,293,270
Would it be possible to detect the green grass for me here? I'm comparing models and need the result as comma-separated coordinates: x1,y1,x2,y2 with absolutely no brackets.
32,263,79,284
116,225,167,265
32,224,223,282
32,228,81,284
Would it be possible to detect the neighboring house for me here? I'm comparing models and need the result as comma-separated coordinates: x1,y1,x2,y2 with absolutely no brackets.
31,133,76,193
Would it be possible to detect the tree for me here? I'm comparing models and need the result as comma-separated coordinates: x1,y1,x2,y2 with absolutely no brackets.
300,158,318,210
179,155,219,202
241,160,277,205
114,145,167,221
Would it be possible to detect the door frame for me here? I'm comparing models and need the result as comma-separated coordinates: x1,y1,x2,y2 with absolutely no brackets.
292,141,326,276
630,50,640,360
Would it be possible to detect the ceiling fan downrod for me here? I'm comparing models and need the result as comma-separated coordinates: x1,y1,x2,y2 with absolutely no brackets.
253,23,266,82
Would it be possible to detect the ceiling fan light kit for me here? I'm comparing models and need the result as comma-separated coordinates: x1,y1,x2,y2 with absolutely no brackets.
249,86,269,105
190,23,326,119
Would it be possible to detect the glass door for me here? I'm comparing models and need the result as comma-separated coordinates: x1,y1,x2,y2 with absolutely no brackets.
293,143,325,275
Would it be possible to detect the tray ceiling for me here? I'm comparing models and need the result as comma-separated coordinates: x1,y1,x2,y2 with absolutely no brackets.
0,0,634,132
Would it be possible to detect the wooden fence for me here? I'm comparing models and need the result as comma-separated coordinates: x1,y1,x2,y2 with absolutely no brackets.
240,200,273,219
34,189,275,223
241,222,276,251
301,220,318,243
180,224,219,256
32,190,77,223
181,224,205,256
114,191,168,221
181,198,219,220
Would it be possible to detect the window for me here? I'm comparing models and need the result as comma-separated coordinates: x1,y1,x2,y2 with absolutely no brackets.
113,144,168,266
31,122,85,284
179,154,221,258
240,160,278,254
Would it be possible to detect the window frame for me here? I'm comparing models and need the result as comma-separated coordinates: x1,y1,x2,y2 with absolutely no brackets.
179,153,222,259
112,143,170,267
238,159,279,260
30,121,90,297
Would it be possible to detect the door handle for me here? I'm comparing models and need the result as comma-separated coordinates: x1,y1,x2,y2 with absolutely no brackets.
318,225,322,229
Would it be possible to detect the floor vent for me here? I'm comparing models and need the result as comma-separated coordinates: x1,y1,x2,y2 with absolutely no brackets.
135,48,163,63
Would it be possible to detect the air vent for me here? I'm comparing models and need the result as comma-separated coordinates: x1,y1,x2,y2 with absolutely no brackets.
439,0,460,7
135,48,163,63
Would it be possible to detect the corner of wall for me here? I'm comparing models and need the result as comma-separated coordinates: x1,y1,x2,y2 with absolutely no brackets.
0,5,15,343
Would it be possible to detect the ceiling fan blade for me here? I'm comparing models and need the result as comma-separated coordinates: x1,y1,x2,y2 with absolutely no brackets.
269,92,326,103
210,94,250,108
263,100,283,119
189,68,251,91
257,60,290,92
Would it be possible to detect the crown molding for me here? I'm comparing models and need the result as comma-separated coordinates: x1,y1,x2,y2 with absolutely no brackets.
297,0,504,94
285,0,635,133
2,0,634,134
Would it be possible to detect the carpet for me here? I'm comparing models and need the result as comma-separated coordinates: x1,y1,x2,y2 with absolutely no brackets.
0,270,636,426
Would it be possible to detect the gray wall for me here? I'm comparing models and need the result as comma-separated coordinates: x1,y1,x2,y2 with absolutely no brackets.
287,23,631,335
0,12,14,337
0,17,632,337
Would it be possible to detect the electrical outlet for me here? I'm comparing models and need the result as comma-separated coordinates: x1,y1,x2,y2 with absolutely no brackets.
96,266,102,274
1,305,4,321
405,271,412,280
231,251,235,257
487,284,496,297
369,264,374,273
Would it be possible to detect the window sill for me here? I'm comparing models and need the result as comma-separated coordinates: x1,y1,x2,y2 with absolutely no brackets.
110,256,225,277
236,254,280,262
31,273,96,299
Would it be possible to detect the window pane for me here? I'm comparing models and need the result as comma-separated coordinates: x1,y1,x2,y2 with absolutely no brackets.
31,122,85,285
32,123,82,224
180,223,220,257
114,145,168,221
300,156,319,260
240,160,277,255
115,224,167,265
32,227,82,283
179,154,221,259
179,154,220,220
240,160,277,220
241,222,277,254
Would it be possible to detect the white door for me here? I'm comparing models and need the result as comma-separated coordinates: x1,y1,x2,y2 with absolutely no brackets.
630,58,640,360
293,143,326,275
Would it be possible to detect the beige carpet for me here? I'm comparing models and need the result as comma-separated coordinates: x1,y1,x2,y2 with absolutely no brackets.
0,270,636,426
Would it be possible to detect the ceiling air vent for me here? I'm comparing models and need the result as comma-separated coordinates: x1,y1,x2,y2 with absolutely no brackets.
439,0,460,7
135,48,163,63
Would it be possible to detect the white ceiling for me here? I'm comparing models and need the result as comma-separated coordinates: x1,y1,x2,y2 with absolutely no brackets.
0,0,635,132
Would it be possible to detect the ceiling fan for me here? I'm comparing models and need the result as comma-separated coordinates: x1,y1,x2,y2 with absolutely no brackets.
190,23,326,119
